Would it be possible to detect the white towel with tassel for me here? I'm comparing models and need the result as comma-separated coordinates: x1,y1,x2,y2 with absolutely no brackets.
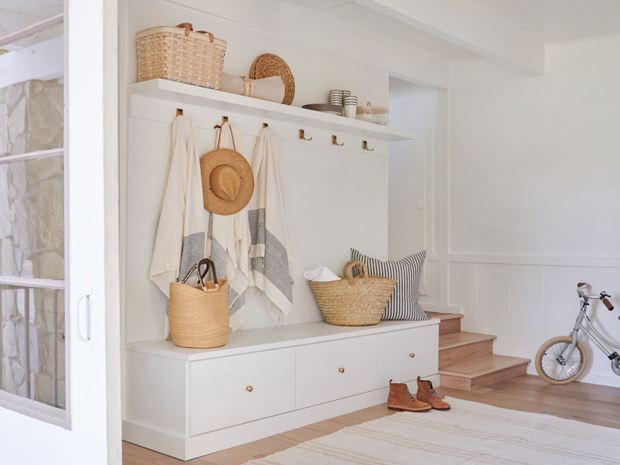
149,116,206,339
248,127,294,322
206,122,253,332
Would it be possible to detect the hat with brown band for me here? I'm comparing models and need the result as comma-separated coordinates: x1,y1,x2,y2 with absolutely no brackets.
200,148,254,216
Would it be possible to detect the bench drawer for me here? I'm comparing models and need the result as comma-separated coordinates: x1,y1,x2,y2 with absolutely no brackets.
190,348,296,435
377,324,438,388
296,335,377,409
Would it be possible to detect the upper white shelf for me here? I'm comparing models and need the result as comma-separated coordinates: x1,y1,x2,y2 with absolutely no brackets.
128,79,417,142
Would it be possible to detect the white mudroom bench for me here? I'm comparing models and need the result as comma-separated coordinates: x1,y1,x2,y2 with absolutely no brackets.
123,318,439,461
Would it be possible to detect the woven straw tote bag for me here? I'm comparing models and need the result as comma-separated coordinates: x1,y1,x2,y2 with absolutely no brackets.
309,261,397,326
169,258,228,348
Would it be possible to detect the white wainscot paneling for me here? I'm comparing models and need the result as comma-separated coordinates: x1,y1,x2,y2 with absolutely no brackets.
509,265,544,361
448,262,477,333
125,118,173,342
419,258,438,302
477,264,511,355
577,268,619,378
448,258,620,387
542,266,580,340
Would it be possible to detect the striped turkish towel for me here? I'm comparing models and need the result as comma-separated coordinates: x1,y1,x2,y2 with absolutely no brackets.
149,116,205,339
206,123,253,332
248,128,294,322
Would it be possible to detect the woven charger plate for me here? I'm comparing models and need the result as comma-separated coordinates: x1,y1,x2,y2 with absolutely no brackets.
250,54,295,105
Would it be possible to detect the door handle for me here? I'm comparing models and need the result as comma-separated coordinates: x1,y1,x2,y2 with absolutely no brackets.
76,293,92,343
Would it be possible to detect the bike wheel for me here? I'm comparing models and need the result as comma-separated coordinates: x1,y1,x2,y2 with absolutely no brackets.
535,336,587,384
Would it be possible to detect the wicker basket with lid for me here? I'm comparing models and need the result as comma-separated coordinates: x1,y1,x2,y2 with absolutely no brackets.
137,22,227,89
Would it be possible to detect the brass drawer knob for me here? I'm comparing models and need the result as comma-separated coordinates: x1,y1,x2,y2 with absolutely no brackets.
246,385,253,392
409,353,415,358
338,367,345,373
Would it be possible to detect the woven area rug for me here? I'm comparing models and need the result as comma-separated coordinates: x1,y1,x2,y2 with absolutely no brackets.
245,397,620,465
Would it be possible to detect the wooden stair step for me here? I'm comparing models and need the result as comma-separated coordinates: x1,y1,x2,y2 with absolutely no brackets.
439,354,530,391
439,331,496,350
438,332,496,369
426,312,464,335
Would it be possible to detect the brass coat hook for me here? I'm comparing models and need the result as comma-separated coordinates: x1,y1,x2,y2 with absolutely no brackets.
299,129,312,141
176,108,183,116
262,123,269,128
332,135,344,146
215,116,229,129
362,140,375,151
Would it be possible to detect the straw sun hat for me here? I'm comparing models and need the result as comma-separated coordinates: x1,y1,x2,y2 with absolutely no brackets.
200,148,254,216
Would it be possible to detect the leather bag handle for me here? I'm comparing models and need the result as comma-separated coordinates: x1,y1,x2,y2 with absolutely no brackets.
175,22,193,36
343,260,368,283
180,258,219,290
174,22,215,43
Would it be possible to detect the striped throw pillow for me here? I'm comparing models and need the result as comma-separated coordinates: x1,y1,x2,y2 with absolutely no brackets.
350,248,429,321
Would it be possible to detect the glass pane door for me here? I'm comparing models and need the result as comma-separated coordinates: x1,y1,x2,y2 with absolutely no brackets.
0,6,67,416
0,0,120,463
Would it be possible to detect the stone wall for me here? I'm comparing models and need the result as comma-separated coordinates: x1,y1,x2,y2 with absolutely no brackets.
0,79,65,408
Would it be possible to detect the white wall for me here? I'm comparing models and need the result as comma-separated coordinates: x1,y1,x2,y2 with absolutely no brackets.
122,0,393,342
388,77,440,306
448,35,620,387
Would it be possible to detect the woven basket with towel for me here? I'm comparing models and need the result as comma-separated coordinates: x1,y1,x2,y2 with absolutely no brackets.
308,261,396,326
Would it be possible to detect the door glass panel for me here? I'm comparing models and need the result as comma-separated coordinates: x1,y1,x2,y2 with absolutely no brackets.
0,79,64,158
0,157,64,280
0,285,65,408
0,23,66,416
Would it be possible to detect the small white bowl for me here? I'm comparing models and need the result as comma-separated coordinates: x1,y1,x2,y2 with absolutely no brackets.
356,102,389,125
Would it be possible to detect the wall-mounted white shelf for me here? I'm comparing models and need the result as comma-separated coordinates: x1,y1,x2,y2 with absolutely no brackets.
128,79,417,142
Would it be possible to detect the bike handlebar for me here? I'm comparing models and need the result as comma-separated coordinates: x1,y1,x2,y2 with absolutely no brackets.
577,284,614,310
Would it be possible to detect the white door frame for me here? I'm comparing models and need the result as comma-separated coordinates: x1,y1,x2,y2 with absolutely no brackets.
0,0,121,462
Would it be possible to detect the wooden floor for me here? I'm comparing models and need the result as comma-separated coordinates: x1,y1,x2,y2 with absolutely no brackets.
123,375,620,465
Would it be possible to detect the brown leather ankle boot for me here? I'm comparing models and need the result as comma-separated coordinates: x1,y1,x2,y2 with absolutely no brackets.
416,376,451,410
387,379,432,412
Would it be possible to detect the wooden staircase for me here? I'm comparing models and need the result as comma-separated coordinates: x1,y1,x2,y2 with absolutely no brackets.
427,312,530,391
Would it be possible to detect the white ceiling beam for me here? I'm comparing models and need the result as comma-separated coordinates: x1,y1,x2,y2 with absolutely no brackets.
166,0,450,88
0,36,63,88
356,0,545,75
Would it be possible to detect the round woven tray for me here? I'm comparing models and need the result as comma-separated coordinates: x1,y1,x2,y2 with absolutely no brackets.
249,53,295,105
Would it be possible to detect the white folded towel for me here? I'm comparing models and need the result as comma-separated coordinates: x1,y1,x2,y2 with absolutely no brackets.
304,266,341,282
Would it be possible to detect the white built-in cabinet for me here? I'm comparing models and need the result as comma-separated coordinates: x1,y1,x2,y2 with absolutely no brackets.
124,320,439,460
122,79,430,461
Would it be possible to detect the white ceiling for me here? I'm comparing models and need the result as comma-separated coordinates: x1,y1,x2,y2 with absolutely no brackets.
4,0,620,71
0,0,63,49
285,0,620,62
0,0,62,17
459,0,620,43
